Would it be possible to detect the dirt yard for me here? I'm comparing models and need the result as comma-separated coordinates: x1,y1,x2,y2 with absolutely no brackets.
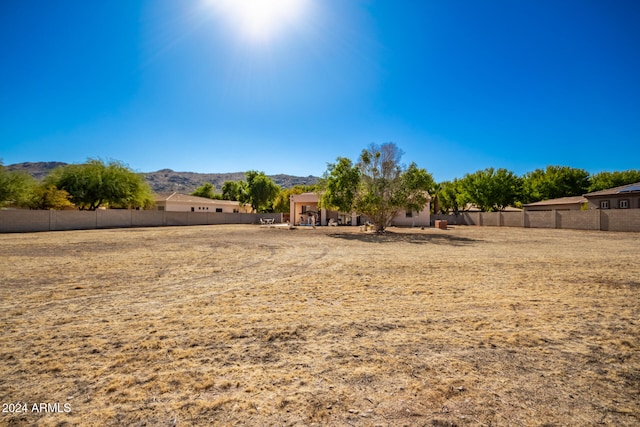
0,224,638,426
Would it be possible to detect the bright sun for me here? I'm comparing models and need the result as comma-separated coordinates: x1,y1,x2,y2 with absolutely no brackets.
209,0,308,43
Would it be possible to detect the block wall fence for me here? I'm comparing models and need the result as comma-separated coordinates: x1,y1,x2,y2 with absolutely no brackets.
432,210,640,232
1,209,639,233
0,210,283,233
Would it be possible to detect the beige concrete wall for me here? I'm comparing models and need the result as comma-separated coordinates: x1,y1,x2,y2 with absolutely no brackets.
53,211,98,231
0,210,51,232
502,212,524,227
432,209,640,232
525,211,555,228
601,209,640,232
557,210,598,230
3,209,639,233
132,210,165,227
0,210,283,233
480,212,500,227
97,209,132,228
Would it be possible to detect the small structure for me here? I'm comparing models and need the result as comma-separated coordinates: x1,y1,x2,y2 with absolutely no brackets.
583,182,640,210
523,195,588,211
289,192,431,227
155,192,252,213
434,220,448,230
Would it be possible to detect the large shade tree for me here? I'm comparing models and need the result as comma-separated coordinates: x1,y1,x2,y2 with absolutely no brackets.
244,170,280,213
191,182,222,199
459,167,522,212
321,142,434,233
588,170,640,192
48,159,154,210
435,179,464,214
0,161,37,207
522,165,589,203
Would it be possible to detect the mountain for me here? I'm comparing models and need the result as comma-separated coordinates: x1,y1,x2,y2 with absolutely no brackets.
6,162,319,193
144,169,319,193
5,162,67,181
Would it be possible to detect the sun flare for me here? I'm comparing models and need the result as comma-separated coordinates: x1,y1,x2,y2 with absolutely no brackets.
210,0,308,42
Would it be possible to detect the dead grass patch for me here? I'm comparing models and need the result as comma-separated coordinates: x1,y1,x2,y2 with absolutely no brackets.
0,225,638,425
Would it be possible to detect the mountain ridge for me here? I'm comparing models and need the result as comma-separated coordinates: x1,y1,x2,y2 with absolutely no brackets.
6,162,319,194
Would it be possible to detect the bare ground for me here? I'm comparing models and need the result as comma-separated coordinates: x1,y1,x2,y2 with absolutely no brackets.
0,225,638,426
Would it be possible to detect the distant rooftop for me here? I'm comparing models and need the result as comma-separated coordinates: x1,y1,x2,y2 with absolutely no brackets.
523,195,587,207
584,182,640,197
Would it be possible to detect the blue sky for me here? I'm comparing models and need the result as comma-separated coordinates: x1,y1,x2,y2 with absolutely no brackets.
1,0,639,182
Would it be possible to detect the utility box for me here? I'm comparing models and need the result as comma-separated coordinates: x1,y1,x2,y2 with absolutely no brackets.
435,220,448,230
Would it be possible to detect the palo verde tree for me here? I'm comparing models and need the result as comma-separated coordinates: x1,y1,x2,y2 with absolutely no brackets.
0,162,37,208
321,142,434,233
48,159,154,210
26,184,73,210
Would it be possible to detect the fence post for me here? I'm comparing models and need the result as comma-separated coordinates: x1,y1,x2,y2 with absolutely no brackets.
597,209,602,231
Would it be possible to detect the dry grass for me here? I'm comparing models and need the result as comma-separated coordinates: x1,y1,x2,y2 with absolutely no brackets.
0,224,638,426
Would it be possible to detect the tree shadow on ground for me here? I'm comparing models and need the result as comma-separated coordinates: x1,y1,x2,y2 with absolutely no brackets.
327,230,481,246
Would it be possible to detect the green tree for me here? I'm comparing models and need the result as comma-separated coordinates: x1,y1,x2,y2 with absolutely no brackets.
321,142,433,233
191,182,221,199
522,166,589,203
0,162,38,207
244,170,280,213
436,179,464,214
221,180,247,201
272,185,316,213
26,184,73,210
49,159,154,210
319,157,361,213
460,167,521,212
588,170,640,192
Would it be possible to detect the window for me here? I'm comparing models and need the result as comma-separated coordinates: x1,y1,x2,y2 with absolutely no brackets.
233,209,239,213
600,201,609,209
216,208,223,213
406,211,413,218
191,207,195,212
158,206,164,211
620,200,629,209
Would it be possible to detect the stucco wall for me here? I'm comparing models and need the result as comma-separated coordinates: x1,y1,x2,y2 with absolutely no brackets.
601,209,640,232
525,211,555,228
0,210,283,233
432,209,640,232
557,210,598,230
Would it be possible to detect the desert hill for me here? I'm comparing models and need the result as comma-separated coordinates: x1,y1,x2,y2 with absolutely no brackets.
6,162,319,194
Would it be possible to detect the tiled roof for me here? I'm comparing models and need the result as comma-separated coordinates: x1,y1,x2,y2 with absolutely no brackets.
584,182,640,197
523,195,587,207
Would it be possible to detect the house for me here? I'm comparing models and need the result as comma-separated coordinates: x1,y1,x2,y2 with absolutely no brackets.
289,192,431,227
583,182,640,210
523,195,588,211
155,192,252,213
